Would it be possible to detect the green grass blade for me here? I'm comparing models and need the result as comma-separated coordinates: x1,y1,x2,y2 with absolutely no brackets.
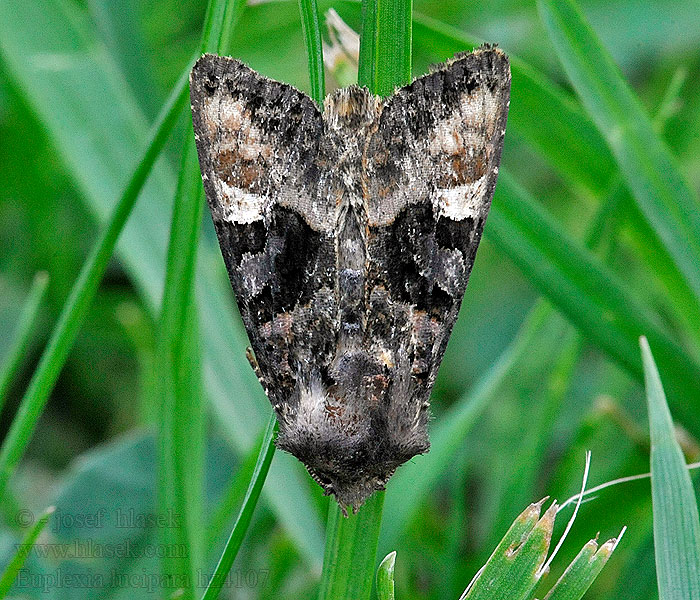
376,551,396,600
465,501,555,600
358,0,412,95
218,0,248,55
544,537,621,600
201,413,277,600
297,0,325,105
206,423,271,551
0,505,55,598
0,63,190,500
315,4,411,598
641,336,700,599
489,172,700,425
0,272,49,415
317,492,385,600
538,0,700,307
357,0,377,90
156,0,241,593
411,12,615,195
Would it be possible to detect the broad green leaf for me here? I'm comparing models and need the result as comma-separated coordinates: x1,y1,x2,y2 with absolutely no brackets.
538,0,700,309
641,337,700,599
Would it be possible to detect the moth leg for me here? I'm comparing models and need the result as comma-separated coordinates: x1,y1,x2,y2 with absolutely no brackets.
246,347,266,387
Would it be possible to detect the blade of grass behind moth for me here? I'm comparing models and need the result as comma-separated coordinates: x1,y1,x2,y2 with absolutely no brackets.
0,505,55,599
155,0,242,591
359,0,412,95
641,337,700,599
0,272,49,416
538,0,700,310
489,172,700,427
317,492,386,600
357,0,377,90
200,413,277,600
316,4,412,598
298,0,325,105
217,0,247,55
0,63,190,501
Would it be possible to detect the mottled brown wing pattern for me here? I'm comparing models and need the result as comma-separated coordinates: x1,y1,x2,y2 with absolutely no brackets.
190,55,337,411
363,47,510,452
190,47,510,511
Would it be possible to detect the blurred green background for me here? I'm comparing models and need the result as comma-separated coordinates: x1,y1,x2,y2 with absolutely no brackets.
0,0,699,598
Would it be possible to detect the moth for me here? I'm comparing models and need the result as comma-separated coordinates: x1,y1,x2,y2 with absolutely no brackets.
190,46,510,511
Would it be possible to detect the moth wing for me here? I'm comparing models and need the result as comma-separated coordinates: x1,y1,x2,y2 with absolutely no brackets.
364,47,511,410
190,54,336,404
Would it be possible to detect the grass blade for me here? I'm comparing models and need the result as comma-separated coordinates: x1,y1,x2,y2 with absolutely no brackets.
298,0,325,104
0,505,55,598
641,336,700,599
201,413,277,600
317,492,385,600
376,551,396,600
538,0,700,308
156,0,242,593
465,501,555,600
358,0,412,95
357,0,377,90
544,537,622,600
489,173,700,426
0,63,190,500
0,272,49,415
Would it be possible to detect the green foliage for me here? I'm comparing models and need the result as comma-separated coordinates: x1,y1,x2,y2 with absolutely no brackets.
0,506,54,598
318,492,385,600
641,338,700,599
0,0,699,598
201,414,277,600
